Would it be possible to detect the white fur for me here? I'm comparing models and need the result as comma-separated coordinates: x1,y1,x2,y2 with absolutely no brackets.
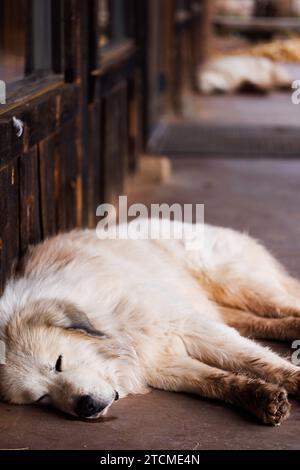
198,56,291,94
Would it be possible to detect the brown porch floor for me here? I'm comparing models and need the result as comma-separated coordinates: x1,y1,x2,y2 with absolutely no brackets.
1,158,300,450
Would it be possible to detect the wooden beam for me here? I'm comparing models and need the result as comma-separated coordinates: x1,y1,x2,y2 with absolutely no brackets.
199,0,215,65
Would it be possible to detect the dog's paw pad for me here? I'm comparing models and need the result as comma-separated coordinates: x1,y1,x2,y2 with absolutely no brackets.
262,389,290,426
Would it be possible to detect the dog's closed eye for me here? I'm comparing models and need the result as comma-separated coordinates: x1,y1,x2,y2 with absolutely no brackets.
55,355,63,372
35,394,49,404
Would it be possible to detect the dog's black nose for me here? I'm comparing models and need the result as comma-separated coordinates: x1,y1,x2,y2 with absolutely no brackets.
74,395,106,418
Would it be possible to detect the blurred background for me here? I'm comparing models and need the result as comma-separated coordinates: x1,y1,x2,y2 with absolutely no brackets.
148,0,300,155
1,0,300,451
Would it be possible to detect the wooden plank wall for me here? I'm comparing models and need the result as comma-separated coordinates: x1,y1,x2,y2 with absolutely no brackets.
0,0,203,296
0,0,142,295
0,81,80,295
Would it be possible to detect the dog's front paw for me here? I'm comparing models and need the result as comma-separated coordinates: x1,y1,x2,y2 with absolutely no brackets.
260,388,291,426
251,384,291,426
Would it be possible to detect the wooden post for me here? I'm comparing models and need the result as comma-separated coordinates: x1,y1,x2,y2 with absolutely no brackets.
275,0,293,16
255,0,293,17
164,0,176,111
198,0,215,65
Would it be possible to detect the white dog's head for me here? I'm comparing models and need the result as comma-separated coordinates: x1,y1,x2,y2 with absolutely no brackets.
0,300,121,419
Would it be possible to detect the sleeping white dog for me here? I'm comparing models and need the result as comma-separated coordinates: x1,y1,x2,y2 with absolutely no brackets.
1,219,300,425
198,56,291,94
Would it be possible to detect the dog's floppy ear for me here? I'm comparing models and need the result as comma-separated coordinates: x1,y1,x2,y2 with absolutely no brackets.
59,303,106,338
25,300,106,339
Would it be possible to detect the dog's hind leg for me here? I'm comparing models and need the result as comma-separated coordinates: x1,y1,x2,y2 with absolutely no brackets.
183,318,300,398
146,356,290,426
184,226,300,318
202,268,300,319
220,306,300,342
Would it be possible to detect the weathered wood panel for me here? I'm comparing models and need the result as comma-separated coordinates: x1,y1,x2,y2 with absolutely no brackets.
88,101,102,227
19,146,41,255
128,70,142,174
38,136,57,238
54,120,78,232
102,82,128,206
0,83,79,165
0,160,19,294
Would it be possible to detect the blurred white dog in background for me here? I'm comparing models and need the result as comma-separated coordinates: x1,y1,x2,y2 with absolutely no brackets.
198,56,291,94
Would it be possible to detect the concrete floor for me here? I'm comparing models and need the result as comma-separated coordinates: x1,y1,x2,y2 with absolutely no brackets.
181,64,300,126
1,158,300,449
182,93,299,127
150,87,300,157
